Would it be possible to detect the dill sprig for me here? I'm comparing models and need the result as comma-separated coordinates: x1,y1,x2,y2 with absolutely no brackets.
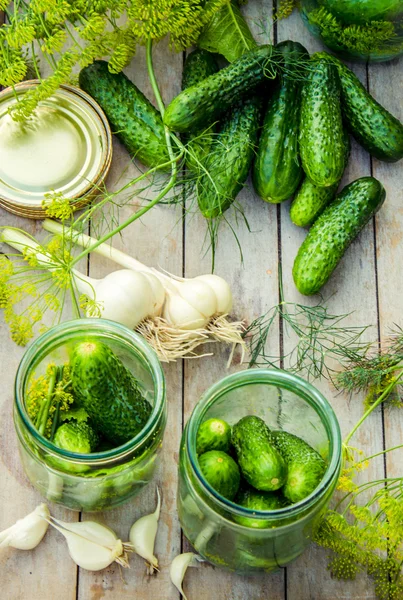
244,268,372,379
0,0,228,119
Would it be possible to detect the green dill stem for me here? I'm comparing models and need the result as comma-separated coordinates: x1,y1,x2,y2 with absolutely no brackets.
344,369,403,445
37,366,59,436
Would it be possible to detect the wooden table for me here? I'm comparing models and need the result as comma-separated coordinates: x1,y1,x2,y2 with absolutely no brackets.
1,4,402,599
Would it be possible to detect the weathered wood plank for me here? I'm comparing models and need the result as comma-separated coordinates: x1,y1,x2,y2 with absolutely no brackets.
277,9,384,599
76,40,183,600
182,1,285,598
369,59,403,477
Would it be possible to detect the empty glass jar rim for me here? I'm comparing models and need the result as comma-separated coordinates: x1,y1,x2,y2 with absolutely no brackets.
187,368,342,522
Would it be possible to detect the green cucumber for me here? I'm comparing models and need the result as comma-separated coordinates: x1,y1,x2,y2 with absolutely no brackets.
315,52,403,162
253,40,309,204
79,61,169,168
54,422,99,454
196,95,262,218
70,340,152,445
196,418,232,454
299,58,345,187
231,416,287,492
198,450,241,500
290,131,350,227
164,45,274,133
182,50,219,171
270,430,326,503
293,176,386,295
233,488,284,528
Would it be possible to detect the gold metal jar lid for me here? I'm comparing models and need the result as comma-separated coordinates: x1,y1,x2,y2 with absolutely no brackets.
0,81,112,219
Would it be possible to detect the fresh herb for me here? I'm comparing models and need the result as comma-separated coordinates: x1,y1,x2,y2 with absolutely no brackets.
26,363,74,438
307,6,402,57
0,0,228,120
276,0,297,20
197,1,257,62
244,272,371,379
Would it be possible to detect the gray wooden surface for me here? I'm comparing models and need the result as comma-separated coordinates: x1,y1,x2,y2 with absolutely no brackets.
0,4,402,599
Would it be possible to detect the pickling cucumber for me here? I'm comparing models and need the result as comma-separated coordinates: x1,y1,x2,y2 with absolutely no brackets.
299,58,345,187
231,416,287,492
164,45,274,132
70,340,152,445
198,450,241,500
290,131,350,228
233,488,284,528
321,0,403,24
196,95,262,218
315,52,403,162
293,176,386,295
196,418,232,455
182,49,219,171
253,40,308,204
79,61,169,168
270,431,326,503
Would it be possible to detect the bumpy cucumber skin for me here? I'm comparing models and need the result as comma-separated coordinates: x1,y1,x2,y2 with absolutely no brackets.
197,95,262,218
270,430,326,503
198,450,241,500
54,422,99,454
79,61,169,168
290,131,350,227
182,50,219,171
233,488,285,528
293,176,386,296
196,418,232,454
299,60,345,187
253,41,308,204
315,52,403,162
231,416,287,492
164,45,273,133
70,341,152,445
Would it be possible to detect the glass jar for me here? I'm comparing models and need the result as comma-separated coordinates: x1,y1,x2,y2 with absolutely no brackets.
300,0,403,62
178,369,341,573
14,319,166,511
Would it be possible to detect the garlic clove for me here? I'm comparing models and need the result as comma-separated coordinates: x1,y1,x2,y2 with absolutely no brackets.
170,552,203,600
0,504,50,550
175,279,217,319
129,488,161,574
195,274,233,314
163,291,209,330
142,272,165,316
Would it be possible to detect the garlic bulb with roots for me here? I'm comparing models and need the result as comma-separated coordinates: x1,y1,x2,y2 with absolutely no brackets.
42,219,245,362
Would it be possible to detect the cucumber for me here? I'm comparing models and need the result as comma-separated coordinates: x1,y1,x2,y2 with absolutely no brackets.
293,176,386,295
182,50,219,171
299,58,345,187
233,487,284,528
315,52,403,163
198,450,241,500
54,422,99,454
79,61,169,168
70,340,152,445
253,41,309,204
196,418,232,455
164,45,274,133
270,430,326,503
231,416,287,492
290,131,350,228
197,95,262,218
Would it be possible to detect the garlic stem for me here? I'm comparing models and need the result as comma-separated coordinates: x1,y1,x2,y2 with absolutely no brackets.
170,552,203,600
0,504,50,550
1,227,52,267
129,487,161,574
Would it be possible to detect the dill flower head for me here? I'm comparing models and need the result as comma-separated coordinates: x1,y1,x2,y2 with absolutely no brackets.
276,0,297,20
42,192,75,221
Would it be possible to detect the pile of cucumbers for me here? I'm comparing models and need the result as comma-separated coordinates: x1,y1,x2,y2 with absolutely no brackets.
196,415,326,526
79,42,403,296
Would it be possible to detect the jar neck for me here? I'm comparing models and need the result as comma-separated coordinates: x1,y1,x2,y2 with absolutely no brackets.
185,369,342,524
